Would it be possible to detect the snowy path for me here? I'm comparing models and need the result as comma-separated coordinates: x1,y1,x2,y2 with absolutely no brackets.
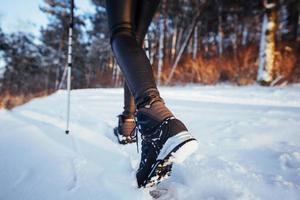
0,85,300,200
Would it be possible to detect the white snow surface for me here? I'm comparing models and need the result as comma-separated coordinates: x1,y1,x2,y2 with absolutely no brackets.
1,85,300,200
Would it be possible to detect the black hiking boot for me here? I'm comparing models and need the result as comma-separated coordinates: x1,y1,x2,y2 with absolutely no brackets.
114,114,137,144
135,101,198,188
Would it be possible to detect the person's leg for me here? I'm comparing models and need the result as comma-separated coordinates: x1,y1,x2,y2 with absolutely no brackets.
135,0,160,44
122,0,160,118
123,82,135,117
112,0,161,144
106,0,138,144
106,0,158,106
106,0,197,188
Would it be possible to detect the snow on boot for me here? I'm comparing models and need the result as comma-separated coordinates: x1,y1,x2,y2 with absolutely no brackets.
135,100,198,187
114,114,137,144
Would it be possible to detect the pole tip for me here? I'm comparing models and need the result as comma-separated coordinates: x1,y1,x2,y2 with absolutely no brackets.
65,130,69,134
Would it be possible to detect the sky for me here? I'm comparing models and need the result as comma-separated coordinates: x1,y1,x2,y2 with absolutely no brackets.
0,0,95,36
0,0,96,70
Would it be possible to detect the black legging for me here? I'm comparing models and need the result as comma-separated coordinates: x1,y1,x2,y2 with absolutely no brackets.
106,0,160,112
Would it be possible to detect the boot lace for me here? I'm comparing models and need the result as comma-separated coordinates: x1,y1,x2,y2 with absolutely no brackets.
136,117,175,167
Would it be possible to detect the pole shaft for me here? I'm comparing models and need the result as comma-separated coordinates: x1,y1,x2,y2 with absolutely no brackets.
66,0,74,134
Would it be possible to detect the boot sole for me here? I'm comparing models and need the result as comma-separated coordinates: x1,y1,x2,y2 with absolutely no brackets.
144,131,198,187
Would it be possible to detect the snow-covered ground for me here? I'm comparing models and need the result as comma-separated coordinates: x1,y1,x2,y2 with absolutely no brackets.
1,85,300,200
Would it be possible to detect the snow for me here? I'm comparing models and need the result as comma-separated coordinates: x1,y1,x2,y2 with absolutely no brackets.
1,85,300,200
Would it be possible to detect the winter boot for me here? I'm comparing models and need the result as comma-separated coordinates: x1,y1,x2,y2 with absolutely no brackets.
114,114,137,144
135,99,198,187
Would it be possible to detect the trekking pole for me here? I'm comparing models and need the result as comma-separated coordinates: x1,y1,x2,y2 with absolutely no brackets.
65,0,74,134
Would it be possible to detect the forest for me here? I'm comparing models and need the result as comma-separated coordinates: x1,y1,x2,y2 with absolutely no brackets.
0,0,299,108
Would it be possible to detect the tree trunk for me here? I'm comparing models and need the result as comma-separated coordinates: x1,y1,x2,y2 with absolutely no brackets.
242,21,248,46
188,34,193,55
175,28,183,57
171,24,178,62
157,17,165,86
193,25,198,60
218,4,223,56
144,34,151,61
257,0,278,84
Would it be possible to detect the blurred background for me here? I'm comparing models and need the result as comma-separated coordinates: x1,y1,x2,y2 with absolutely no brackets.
0,0,299,109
